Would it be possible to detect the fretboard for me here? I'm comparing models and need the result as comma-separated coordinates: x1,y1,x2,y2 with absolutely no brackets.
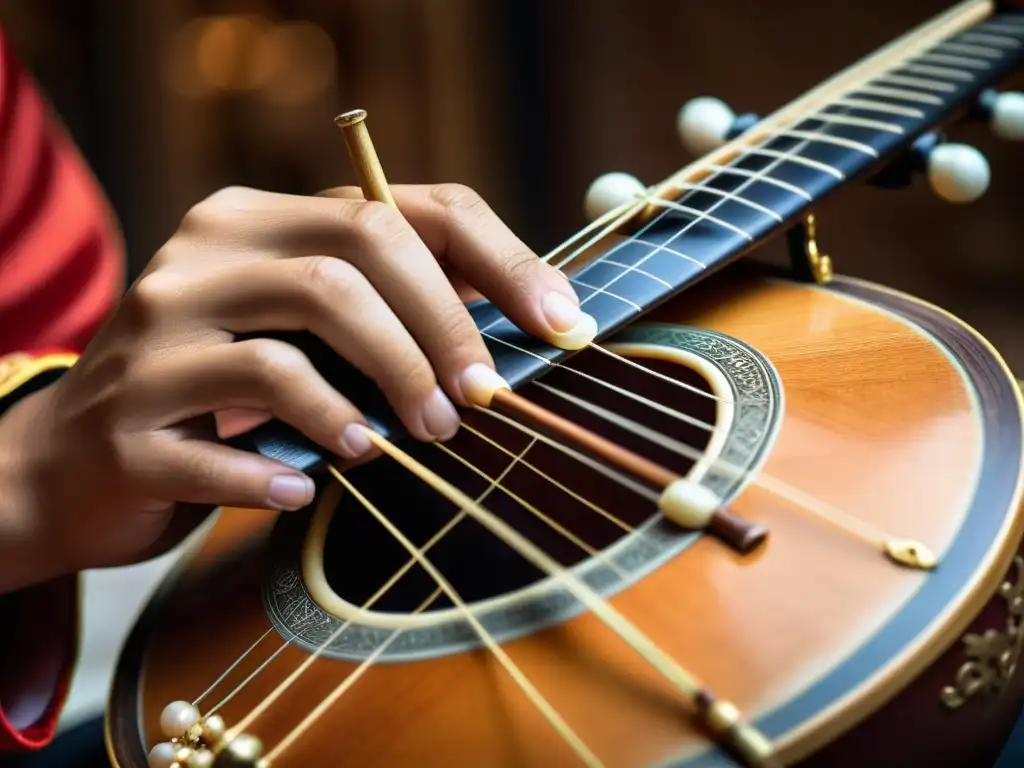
479,6,1024,391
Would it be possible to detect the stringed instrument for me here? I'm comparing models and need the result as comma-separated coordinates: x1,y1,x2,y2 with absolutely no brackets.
108,2,1024,767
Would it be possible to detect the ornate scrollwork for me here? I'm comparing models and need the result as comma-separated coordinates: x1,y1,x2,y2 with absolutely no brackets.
941,555,1024,708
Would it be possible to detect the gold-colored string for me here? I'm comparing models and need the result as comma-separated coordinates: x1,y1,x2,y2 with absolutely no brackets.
262,587,444,765
330,467,605,768
459,422,633,533
355,428,750,714
475,387,936,569
214,437,535,740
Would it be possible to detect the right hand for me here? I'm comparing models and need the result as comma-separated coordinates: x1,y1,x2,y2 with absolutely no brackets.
0,183,591,589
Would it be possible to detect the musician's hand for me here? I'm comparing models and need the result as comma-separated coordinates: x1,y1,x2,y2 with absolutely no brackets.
0,184,585,588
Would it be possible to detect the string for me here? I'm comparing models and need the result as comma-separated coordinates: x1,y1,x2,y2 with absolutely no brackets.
459,422,633,533
482,384,920,558
433,440,634,576
215,437,534,738
262,587,444,764
356,428,726,703
188,0,979,747
536,0,986,286
330,467,605,768
192,628,274,707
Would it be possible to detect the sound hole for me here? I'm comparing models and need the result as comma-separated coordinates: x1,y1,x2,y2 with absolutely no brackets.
320,348,717,613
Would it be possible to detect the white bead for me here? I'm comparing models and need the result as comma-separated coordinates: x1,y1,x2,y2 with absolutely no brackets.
583,172,646,222
676,96,735,156
926,143,990,204
160,700,201,740
658,479,720,528
992,92,1024,141
188,748,216,768
148,741,178,768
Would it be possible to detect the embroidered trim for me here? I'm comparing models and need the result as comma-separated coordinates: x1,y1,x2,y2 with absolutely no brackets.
0,352,78,401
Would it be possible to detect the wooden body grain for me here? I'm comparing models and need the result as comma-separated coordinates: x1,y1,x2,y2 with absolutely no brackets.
106,271,1024,768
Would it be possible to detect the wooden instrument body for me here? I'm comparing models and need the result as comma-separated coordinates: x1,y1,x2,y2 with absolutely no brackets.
105,267,1024,768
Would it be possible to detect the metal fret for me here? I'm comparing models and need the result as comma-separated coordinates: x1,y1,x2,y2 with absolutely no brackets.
902,63,975,80
915,52,992,68
959,32,1021,47
808,112,905,134
670,181,784,221
703,165,813,200
742,148,845,178
854,84,945,105
775,129,879,156
935,40,1005,57
830,97,926,118
875,73,958,92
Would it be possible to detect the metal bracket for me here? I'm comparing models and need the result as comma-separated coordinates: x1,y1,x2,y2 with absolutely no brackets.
786,213,833,285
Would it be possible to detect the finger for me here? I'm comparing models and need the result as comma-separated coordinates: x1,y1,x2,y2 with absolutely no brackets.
129,338,384,458
128,433,319,511
215,408,272,439
320,184,596,350
162,259,463,440
176,188,494,404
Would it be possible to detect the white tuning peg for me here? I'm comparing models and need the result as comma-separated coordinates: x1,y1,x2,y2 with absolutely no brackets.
926,143,990,204
676,96,736,156
584,172,646,222
990,91,1024,141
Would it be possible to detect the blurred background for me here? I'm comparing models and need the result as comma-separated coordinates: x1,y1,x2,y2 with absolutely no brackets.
0,0,1021,751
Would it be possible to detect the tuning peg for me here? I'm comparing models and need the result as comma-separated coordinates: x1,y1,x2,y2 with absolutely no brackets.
868,131,990,203
928,143,991,205
926,140,990,204
584,172,647,222
676,97,759,156
978,89,1024,141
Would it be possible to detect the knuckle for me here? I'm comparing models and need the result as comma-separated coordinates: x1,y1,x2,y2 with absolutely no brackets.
181,186,257,231
126,271,181,324
430,183,486,218
315,185,359,199
434,302,481,355
392,353,436,397
244,339,309,386
504,249,540,292
350,200,406,245
299,256,363,306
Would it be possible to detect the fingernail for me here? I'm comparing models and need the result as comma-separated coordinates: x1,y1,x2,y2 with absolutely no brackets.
460,363,510,407
339,423,373,459
268,475,314,510
422,386,461,441
541,291,581,333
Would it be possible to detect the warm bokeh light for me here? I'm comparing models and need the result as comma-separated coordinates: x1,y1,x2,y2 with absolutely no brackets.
253,22,337,106
163,14,336,104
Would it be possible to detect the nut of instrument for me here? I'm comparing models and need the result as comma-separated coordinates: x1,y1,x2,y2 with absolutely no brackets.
676,96,736,156
657,478,720,528
583,171,646,222
926,143,990,204
159,700,202,741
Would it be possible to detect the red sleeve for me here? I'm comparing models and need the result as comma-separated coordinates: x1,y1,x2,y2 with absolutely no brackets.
0,23,124,752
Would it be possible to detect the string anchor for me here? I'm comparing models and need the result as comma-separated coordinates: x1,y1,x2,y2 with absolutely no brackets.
475,381,768,555
785,212,833,285
884,538,937,570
